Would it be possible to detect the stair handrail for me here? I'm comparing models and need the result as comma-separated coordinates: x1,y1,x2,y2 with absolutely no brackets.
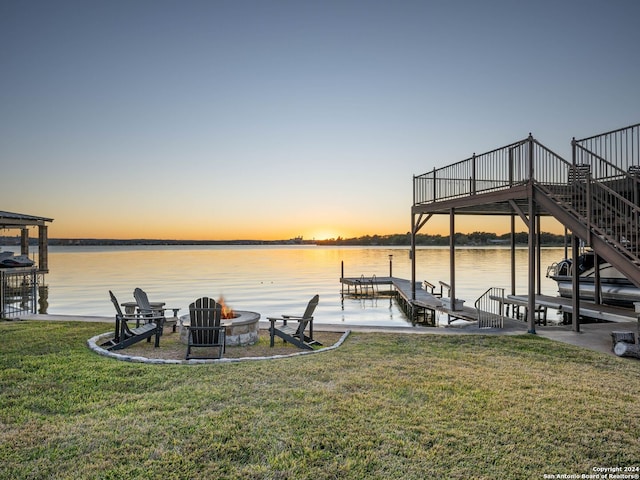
475,287,505,329
531,143,640,265
574,122,640,176
574,142,640,184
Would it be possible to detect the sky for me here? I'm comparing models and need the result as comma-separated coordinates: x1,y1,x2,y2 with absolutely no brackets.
2,0,640,241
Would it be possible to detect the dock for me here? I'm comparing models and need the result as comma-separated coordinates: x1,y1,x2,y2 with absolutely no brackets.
497,294,639,324
341,274,640,330
340,275,483,326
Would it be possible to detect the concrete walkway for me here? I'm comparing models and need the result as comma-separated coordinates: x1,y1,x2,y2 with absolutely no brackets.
10,313,639,358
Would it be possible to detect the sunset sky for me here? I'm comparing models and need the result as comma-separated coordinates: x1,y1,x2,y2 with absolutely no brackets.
2,0,639,240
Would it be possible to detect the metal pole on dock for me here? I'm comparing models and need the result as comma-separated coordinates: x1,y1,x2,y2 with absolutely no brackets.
389,254,393,278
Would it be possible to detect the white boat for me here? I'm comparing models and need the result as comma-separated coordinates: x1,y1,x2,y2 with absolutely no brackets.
0,251,35,268
547,251,640,308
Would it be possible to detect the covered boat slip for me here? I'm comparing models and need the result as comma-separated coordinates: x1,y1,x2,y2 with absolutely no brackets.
410,123,640,336
0,211,53,317
0,210,52,273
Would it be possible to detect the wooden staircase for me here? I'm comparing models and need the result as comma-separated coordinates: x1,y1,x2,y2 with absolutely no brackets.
533,124,640,287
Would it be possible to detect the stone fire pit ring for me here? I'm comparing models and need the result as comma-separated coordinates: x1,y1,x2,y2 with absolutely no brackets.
178,310,260,346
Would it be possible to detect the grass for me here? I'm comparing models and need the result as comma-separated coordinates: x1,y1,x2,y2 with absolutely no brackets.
1,320,639,479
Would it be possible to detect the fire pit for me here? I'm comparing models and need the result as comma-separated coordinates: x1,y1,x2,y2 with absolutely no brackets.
178,309,261,346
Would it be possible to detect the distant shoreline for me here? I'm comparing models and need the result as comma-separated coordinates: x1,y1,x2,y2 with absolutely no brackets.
1,231,569,247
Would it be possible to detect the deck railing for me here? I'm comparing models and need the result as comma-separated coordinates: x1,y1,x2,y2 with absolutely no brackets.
413,136,574,206
413,138,530,205
413,123,640,269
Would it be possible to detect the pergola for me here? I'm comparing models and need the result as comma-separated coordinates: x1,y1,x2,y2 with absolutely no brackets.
0,210,54,273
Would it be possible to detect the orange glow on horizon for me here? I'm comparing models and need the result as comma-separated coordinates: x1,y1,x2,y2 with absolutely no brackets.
36,209,565,241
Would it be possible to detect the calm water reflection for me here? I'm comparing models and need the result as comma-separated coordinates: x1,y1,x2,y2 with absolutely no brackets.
34,245,565,327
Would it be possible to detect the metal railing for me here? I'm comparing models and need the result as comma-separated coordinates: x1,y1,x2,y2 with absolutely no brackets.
413,135,582,206
475,287,504,329
413,138,530,205
414,127,640,264
1,267,37,318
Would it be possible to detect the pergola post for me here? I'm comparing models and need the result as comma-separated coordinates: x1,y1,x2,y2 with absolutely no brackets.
38,225,49,273
20,228,29,256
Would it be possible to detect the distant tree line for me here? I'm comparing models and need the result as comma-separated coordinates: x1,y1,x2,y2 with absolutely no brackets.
0,237,303,247
315,231,569,246
1,232,569,247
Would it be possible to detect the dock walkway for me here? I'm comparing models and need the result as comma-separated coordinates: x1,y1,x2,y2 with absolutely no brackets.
342,274,639,329
341,275,484,325
498,294,638,323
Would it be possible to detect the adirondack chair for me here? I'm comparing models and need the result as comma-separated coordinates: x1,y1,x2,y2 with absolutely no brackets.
133,287,179,332
100,290,162,351
186,297,226,359
267,294,322,350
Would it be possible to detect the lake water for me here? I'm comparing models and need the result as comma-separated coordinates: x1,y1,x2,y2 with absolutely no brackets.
9,245,566,327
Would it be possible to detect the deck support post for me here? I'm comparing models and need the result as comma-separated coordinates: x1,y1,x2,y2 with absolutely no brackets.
449,208,456,310
572,234,581,332
510,214,516,296
593,252,602,305
527,186,536,334
536,215,542,295
411,213,416,301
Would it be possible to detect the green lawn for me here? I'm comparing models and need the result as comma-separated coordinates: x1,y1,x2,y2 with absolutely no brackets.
1,321,639,479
